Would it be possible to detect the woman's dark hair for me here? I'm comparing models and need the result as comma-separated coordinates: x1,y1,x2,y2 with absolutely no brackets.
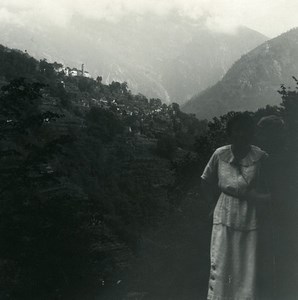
226,112,255,138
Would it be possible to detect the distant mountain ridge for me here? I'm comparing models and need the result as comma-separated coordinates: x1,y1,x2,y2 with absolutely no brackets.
0,13,267,104
182,27,298,119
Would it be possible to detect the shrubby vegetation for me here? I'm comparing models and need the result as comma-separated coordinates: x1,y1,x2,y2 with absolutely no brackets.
0,45,297,299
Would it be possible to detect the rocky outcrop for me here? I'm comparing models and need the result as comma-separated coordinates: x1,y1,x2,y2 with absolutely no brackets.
182,28,298,119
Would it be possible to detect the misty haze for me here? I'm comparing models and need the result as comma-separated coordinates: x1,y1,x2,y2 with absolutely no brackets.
0,1,298,299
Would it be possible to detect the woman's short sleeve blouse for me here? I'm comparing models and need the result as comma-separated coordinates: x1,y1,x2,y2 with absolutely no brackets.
201,145,269,230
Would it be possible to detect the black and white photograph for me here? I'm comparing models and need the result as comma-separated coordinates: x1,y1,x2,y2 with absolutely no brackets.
0,0,297,299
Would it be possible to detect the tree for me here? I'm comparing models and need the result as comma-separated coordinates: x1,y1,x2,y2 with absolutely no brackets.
0,78,93,298
85,106,124,142
156,134,177,159
39,59,55,78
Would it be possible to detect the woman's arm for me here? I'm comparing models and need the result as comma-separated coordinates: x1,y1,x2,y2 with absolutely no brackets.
244,155,271,202
201,178,219,217
200,149,220,217
201,179,216,203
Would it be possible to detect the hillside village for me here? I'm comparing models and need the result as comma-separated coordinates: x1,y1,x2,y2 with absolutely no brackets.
0,44,203,146
47,58,201,140
53,62,92,78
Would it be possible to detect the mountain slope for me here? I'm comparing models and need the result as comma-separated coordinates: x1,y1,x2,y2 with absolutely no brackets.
182,27,298,119
0,13,267,104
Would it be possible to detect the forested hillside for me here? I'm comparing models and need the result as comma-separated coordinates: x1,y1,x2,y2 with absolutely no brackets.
0,45,208,299
1,45,298,300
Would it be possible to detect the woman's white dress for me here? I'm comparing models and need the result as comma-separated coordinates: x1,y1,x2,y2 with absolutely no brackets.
201,145,270,300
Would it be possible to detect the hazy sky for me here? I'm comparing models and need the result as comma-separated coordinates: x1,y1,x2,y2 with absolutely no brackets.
0,0,297,37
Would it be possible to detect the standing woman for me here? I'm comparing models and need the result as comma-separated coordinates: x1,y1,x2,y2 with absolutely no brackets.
201,113,272,300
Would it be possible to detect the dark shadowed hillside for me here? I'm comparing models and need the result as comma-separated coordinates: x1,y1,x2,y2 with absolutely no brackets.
182,27,298,119
0,45,210,299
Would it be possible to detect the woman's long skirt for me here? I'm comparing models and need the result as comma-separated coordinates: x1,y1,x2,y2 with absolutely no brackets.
207,224,258,300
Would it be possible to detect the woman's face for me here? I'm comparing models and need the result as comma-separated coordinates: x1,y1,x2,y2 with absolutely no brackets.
230,127,252,149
